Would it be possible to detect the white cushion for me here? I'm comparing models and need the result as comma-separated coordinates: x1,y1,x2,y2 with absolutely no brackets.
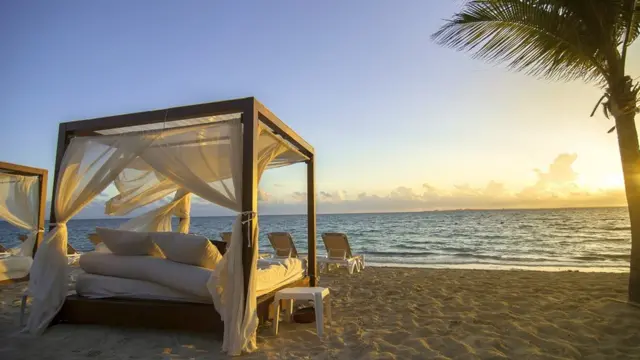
79,252,212,298
96,227,164,257
150,232,222,269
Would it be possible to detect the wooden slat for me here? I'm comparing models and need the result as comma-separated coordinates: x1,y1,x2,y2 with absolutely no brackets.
54,296,224,334
49,123,67,232
63,97,252,133
34,170,47,256
241,101,259,319
52,277,310,331
0,275,29,285
307,157,318,286
255,100,314,157
0,161,47,177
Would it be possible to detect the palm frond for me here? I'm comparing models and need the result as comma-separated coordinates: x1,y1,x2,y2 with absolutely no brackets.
620,0,640,67
432,0,610,83
621,0,640,45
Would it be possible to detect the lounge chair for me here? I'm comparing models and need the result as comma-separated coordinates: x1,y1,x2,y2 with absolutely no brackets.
319,232,365,274
267,232,299,258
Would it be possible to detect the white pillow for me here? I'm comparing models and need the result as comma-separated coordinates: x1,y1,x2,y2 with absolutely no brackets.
150,232,222,269
96,227,164,257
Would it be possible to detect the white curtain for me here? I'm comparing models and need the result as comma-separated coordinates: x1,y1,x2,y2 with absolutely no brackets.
105,168,178,216
102,126,305,220
173,189,191,233
117,189,190,233
0,173,40,257
26,134,157,334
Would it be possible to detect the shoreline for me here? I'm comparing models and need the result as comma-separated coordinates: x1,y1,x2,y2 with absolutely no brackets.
366,262,630,273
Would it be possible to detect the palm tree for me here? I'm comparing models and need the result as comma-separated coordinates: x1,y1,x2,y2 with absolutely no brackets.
433,0,640,301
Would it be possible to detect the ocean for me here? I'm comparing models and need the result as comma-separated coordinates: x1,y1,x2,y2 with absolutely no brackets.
0,207,631,272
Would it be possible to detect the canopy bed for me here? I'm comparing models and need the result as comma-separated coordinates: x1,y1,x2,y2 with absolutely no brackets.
25,97,317,355
0,162,47,283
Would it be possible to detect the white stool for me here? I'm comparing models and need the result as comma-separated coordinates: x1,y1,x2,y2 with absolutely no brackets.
272,287,331,337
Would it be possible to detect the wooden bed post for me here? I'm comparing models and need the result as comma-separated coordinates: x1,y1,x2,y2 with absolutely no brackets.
49,123,67,231
241,98,258,315
50,123,76,254
307,156,317,286
33,168,48,257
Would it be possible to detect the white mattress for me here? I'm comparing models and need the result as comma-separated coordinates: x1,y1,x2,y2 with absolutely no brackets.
76,253,305,302
0,254,32,282
76,273,212,303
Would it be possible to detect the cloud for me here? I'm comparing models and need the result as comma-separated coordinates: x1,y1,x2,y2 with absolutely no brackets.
291,191,307,202
519,153,579,198
67,153,627,218
319,190,347,202
258,190,270,202
276,153,627,214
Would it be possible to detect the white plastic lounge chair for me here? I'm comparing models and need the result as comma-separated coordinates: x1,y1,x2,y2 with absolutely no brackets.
319,232,365,274
267,232,299,258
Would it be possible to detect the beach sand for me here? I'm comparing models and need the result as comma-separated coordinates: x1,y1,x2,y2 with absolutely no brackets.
2,268,640,359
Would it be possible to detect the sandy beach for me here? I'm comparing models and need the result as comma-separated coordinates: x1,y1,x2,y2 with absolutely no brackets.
1,268,639,359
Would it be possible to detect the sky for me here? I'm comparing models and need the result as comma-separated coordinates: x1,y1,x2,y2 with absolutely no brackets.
1,1,638,218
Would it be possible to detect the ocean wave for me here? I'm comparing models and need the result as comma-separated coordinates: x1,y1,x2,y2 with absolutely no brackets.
439,246,474,253
576,237,629,243
394,243,441,250
450,253,554,262
363,250,437,257
601,226,631,231
573,254,629,261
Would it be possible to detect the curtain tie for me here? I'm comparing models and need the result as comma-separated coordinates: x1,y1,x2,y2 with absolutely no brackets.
240,211,256,224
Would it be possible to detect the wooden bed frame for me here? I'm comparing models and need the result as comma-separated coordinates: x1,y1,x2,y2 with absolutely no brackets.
52,276,309,333
47,98,317,336
0,275,30,285
0,162,47,285
0,162,47,257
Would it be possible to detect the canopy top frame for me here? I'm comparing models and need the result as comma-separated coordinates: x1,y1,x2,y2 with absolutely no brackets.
60,97,314,158
0,161,48,178
0,161,48,258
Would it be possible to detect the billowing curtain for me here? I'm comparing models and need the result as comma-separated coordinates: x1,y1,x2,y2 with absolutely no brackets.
102,126,302,220
117,189,190,233
173,189,191,233
26,134,157,334
105,167,178,216
0,173,40,257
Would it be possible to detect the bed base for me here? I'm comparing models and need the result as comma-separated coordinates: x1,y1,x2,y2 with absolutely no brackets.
0,274,29,285
52,276,309,333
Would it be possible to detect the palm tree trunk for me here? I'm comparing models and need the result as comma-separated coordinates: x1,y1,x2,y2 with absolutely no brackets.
613,101,640,303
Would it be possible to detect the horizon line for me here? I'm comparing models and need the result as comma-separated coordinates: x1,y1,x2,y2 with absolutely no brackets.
45,205,629,221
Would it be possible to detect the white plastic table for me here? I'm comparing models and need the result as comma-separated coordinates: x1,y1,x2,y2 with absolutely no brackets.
272,287,331,337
